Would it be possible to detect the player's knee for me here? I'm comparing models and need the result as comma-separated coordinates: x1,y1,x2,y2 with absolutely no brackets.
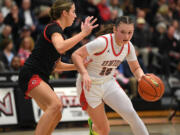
48,100,62,114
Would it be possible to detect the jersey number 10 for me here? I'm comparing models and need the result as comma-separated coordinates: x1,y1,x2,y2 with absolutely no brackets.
99,67,113,76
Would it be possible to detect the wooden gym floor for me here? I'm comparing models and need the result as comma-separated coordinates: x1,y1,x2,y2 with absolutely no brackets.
0,110,180,135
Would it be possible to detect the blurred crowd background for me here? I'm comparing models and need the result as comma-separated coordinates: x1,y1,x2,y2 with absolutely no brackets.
0,0,180,98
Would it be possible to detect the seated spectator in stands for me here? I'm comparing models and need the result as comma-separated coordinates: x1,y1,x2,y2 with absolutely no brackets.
0,11,5,33
172,19,180,41
121,0,134,16
0,39,14,70
18,36,34,66
1,0,15,18
19,0,40,39
0,25,12,44
154,4,174,26
97,0,111,23
19,25,32,39
132,17,152,68
10,55,21,71
158,25,180,75
109,0,123,17
75,0,102,32
4,4,25,51
149,22,167,72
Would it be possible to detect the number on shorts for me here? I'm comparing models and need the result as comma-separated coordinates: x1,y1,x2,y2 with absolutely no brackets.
99,67,112,76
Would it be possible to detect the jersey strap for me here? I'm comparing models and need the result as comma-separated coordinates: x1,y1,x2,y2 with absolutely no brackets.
43,23,54,43
127,42,130,55
94,35,108,56
110,33,124,56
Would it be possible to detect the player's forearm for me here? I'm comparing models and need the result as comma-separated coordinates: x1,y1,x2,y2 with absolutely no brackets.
54,62,76,72
61,32,87,53
133,68,144,81
72,53,88,75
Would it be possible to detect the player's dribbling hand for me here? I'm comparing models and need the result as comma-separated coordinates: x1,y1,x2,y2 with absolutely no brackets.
82,73,91,92
81,16,99,36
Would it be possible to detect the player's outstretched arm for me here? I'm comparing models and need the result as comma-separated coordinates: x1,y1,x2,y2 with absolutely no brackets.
52,16,98,54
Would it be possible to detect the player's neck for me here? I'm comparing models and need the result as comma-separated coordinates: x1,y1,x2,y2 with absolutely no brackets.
55,19,65,30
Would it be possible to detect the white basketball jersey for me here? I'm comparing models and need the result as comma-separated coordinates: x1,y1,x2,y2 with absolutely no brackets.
85,33,137,80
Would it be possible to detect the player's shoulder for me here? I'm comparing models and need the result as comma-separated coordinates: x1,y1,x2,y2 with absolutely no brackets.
127,41,135,49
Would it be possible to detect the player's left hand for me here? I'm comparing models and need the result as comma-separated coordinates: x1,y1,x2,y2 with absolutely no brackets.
82,73,91,91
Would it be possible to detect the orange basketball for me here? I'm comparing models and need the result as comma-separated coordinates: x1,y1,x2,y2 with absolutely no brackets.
138,73,165,102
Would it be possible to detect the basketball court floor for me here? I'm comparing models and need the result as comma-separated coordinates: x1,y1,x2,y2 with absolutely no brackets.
0,122,180,135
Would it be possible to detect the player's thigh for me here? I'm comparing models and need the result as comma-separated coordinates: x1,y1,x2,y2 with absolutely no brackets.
86,103,109,130
103,80,134,114
28,80,61,108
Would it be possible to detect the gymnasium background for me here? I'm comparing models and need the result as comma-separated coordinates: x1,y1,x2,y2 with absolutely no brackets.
0,0,180,132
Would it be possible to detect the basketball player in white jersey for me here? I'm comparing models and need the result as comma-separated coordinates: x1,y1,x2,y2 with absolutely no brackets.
72,16,149,135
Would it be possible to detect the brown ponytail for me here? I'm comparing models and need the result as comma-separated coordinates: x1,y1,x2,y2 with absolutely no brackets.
49,0,74,20
95,24,114,37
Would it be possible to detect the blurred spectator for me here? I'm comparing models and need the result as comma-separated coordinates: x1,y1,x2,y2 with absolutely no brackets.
172,60,180,79
4,4,25,50
97,0,111,23
109,0,123,17
0,39,14,70
19,25,32,39
121,0,134,16
31,0,53,26
0,61,7,72
149,22,167,72
1,0,15,17
176,0,180,18
13,25,32,52
19,0,40,39
168,0,180,20
18,36,34,66
0,11,5,33
133,0,151,9
135,9,150,30
158,25,180,75
0,25,12,43
154,4,174,26
132,17,152,68
0,0,3,8
76,0,102,27
10,55,21,71
147,0,167,27
172,19,180,41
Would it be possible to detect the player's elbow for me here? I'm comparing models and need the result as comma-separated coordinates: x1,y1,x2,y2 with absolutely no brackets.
72,52,78,61
57,47,66,54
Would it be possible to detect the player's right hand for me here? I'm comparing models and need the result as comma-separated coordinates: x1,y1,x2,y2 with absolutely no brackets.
81,16,99,36
82,73,91,92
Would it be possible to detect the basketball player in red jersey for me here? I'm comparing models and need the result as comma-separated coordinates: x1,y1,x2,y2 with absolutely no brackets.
18,0,98,134
72,16,149,135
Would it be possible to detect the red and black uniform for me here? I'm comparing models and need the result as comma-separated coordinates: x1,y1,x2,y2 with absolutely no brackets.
19,22,64,99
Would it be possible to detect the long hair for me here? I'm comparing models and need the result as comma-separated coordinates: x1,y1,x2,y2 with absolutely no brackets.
95,16,134,37
49,0,74,20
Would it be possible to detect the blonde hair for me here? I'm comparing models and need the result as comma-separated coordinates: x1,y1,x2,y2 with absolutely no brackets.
20,36,34,51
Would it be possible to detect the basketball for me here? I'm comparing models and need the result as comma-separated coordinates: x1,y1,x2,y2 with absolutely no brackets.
138,73,165,102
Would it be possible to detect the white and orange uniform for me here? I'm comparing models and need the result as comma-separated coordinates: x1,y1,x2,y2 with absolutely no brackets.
76,33,149,135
